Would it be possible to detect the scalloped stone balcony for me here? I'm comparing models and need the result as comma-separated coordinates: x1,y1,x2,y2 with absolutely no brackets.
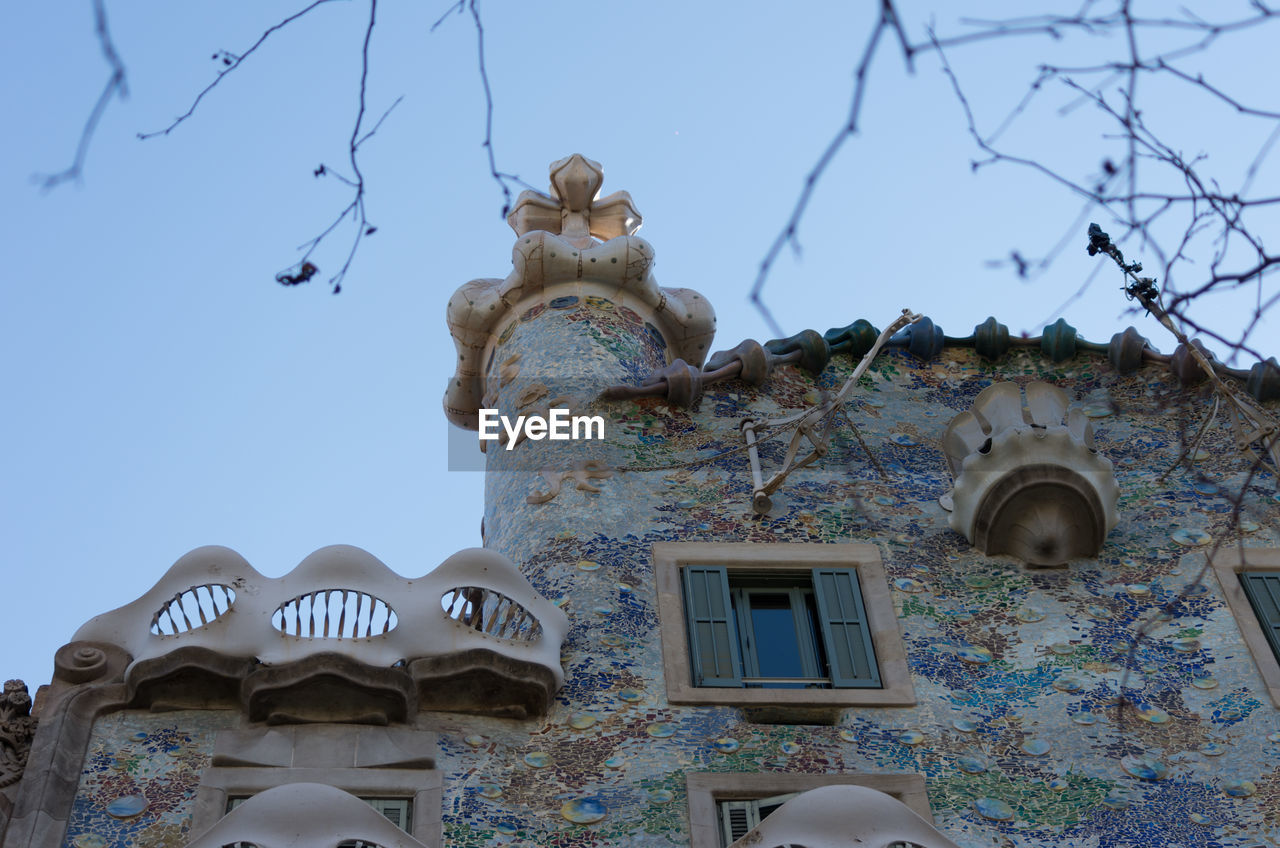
728,785,961,848
59,546,568,721
184,783,431,848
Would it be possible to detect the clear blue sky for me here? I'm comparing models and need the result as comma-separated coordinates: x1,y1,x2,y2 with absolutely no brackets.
2,1,1275,694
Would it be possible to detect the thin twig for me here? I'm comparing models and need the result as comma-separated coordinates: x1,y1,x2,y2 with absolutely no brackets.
37,0,128,189
139,0,347,140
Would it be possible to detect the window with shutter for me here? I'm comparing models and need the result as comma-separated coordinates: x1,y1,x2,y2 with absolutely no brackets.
1241,571,1280,662
718,793,799,846
1211,549,1280,709
680,566,880,690
656,542,915,708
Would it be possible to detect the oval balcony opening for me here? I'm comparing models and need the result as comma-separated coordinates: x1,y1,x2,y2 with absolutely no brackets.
150,583,236,635
441,586,543,642
272,589,398,638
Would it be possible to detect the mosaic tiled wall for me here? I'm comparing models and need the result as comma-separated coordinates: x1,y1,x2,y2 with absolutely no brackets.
50,295,1280,848
455,294,1280,847
61,711,236,848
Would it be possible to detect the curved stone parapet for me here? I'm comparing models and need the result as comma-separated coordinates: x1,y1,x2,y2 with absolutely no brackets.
184,783,430,848
65,545,568,720
444,155,716,429
943,382,1120,566
729,785,961,848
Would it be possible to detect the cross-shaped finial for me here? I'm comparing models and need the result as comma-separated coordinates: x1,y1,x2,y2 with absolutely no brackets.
506,154,642,247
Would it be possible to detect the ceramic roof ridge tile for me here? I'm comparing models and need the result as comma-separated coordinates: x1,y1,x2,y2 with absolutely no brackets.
603,314,1280,406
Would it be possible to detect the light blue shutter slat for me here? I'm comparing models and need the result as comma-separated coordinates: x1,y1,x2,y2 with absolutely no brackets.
1241,572,1280,662
813,568,881,688
683,566,743,687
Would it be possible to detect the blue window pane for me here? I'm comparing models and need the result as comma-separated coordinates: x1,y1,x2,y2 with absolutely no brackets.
750,594,805,679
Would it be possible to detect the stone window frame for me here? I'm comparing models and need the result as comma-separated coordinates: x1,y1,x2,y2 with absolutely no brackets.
1210,547,1280,708
654,542,916,709
191,766,442,847
685,772,932,848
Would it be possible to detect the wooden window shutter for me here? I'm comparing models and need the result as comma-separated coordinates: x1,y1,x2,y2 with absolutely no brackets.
683,566,744,687
813,568,881,688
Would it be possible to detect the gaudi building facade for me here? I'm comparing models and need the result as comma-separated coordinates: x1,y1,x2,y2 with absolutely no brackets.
3,156,1280,848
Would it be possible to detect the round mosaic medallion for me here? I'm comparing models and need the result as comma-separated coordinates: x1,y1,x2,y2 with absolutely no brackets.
1047,778,1069,792
478,784,502,798
957,645,993,665
1191,676,1219,690
464,734,486,748
779,740,802,755
1072,712,1097,726
560,798,607,824
898,731,924,746
577,559,601,571
838,729,859,742
973,798,1014,821
711,737,740,753
957,755,987,774
524,752,553,768
1131,701,1170,724
568,712,598,730
893,577,926,593
1016,607,1046,623
1020,738,1052,756
1222,780,1256,797
105,795,148,819
1172,528,1212,546
1053,674,1087,693
1170,637,1201,653
952,719,978,733
650,790,674,805
1200,742,1226,757
646,723,676,738
1101,793,1130,811
617,689,644,703
1121,754,1168,780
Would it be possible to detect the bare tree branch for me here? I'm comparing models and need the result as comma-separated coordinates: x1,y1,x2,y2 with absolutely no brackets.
288,0,392,295
749,0,907,337
138,0,348,141
36,0,128,190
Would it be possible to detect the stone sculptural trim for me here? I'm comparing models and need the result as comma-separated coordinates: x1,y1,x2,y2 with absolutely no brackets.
726,785,962,848
445,154,716,429
943,381,1120,566
62,545,568,721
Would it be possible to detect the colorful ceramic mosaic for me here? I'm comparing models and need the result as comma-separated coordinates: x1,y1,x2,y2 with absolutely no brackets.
455,294,1280,847
61,711,236,848
53,292,1280,848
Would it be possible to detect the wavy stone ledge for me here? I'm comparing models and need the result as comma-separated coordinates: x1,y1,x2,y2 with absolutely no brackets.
62,545,568,720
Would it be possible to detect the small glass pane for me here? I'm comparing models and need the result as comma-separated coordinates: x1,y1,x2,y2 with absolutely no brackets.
750,594,805,680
